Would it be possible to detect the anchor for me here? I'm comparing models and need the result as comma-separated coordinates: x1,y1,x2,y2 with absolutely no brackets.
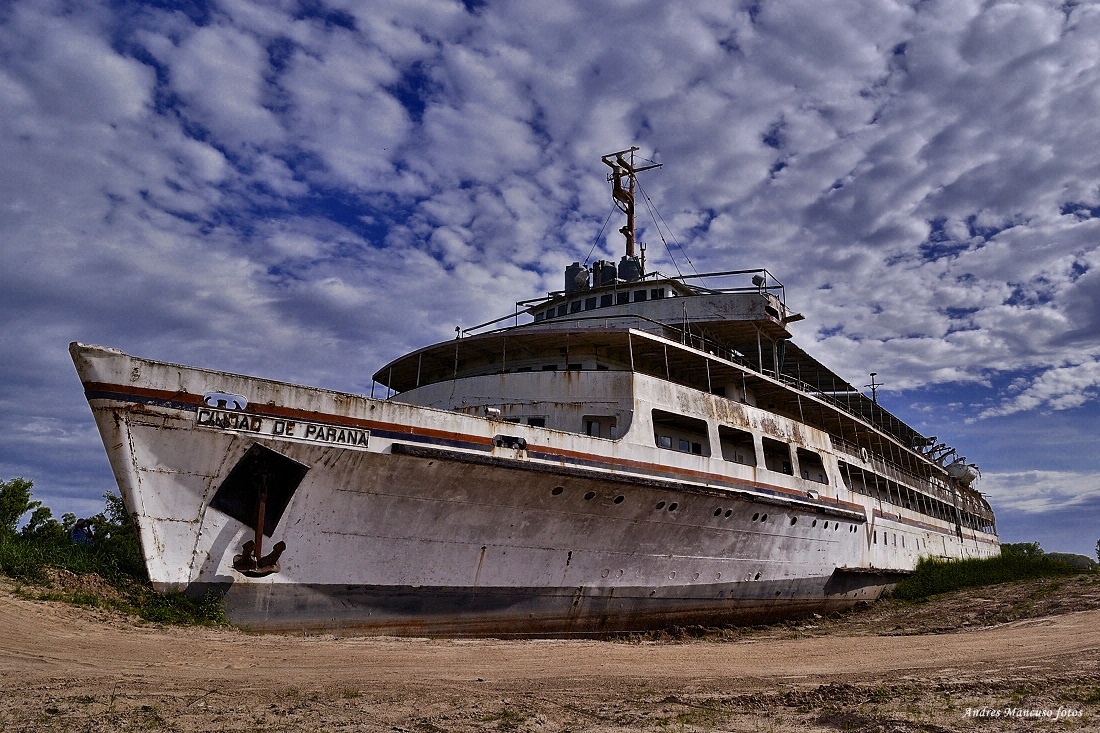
232,471,287,577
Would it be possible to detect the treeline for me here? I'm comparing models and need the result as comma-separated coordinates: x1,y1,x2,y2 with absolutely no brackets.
891,542,1098,601
0,477,224,624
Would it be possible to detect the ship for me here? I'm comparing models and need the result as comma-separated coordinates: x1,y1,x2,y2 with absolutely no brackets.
71,148,998,636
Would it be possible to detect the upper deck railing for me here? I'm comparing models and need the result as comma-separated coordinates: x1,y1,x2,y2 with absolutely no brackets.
461,268,789,337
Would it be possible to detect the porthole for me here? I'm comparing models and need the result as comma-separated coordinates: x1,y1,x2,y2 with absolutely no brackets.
752,512,760,522
834,523,839,531
613,495,625,504
714,508,723,517
761,513,768,522
790,516,797,526
656,501,666,510
812,519,818,527
724,509,733,518
823,521,829,529
668,502,678,512
754,572,761,580
584,491,596,501
551,486,564,496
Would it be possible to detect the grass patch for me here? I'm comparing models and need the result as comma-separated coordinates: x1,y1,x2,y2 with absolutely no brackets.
2,538,229,626
891,552,1089,601
0,477,226,626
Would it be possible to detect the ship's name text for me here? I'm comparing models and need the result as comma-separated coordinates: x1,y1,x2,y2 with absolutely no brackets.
195,408,370,447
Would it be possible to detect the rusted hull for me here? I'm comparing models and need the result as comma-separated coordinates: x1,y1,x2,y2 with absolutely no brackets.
200,575,896,636
70,343,996,636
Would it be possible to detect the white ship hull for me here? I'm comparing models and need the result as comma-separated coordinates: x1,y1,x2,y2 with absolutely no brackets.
71,342,996,635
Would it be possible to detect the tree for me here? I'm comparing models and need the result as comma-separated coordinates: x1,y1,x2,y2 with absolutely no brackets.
1001,542,1043,558
1096,537,1099,564
0,477,38,535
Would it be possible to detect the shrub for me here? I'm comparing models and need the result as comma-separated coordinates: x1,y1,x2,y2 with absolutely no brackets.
0,477,37,534
892,548,1086,601
0,477,224,626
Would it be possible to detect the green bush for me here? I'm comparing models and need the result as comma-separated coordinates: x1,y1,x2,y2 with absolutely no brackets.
0,476,147,584
0,477,37,533
0,477,224,626
892,547,1087,601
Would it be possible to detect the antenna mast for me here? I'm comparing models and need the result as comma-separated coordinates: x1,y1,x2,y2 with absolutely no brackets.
601,147,661,258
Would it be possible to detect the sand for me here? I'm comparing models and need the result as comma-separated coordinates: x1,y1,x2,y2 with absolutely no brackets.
2,574,1098,731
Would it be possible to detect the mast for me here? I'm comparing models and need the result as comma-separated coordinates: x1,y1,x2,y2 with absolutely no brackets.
601,147,661,258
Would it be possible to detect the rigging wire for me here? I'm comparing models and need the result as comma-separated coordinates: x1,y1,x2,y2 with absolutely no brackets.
584,206,618,266
636,178,705,285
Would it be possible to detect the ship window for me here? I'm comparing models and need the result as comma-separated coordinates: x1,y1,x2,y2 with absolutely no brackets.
567,363,581,370
534,311,545,322
839,463,854,491
796,448,829,485
848,465,871,496
617,291,630,305
651,288,665,299
584,415,617,439
570,300,582,313
557,305,568,317
516,366,532,372
652,410,711,456
718,426,756,466
634,290,647,302
526,417,546,427
541,365,558,371
761,437,792,475
858,471,872,497
584,297,597,310
600,294,613,307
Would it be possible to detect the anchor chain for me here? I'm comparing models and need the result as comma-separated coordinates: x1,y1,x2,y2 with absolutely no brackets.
232,470,287,577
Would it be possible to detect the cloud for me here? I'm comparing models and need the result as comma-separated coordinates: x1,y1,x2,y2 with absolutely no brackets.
1,0,1099,534
977,358,1100,419
980,470,1100,515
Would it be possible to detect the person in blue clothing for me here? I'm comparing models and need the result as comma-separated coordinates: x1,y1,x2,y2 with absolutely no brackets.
69,518,94,545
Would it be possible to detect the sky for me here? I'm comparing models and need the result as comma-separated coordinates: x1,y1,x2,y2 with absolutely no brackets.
1,0,1098,558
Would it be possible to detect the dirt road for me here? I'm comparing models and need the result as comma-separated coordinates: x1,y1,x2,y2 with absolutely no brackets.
2,575,1099,731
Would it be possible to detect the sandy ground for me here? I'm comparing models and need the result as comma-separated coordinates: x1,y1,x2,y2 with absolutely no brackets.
2,575,1099,732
